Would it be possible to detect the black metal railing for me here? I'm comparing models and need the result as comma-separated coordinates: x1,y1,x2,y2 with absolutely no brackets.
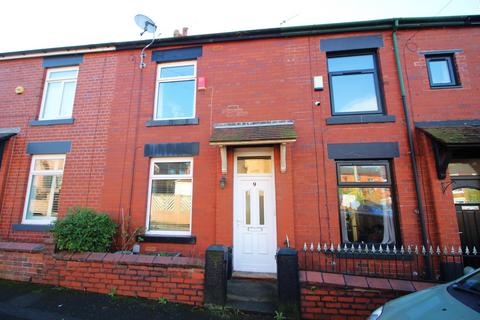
299,242,480,282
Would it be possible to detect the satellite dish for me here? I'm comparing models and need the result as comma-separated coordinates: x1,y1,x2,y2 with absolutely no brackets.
134,14,159,69
135,14,157,36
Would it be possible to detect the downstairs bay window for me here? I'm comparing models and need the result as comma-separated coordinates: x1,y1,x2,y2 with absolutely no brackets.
146,158,193,235
337,161,397,245
22,155,65,224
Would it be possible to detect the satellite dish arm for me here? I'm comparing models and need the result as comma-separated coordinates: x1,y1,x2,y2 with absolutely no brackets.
140,32,157,69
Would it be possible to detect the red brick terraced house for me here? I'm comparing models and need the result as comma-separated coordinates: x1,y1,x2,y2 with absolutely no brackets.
0,15,479,278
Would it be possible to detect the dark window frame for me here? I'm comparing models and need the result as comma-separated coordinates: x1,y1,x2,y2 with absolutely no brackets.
425,54,460,88
336,160,400,246
327,51,385,116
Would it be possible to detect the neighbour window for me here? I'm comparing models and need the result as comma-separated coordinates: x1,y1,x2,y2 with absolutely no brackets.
154,61,196,120
337,161,396,244
147,158,193,235
327,52,383,115
22,155,65,224
39,67,78,120
426,54,459,88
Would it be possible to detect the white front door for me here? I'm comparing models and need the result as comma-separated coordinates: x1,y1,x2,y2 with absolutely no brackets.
233,149,277,273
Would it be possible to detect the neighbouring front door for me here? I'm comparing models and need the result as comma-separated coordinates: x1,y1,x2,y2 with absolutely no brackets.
233,149,277,273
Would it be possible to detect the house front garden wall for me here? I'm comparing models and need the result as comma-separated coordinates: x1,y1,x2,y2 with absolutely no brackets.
0,242,204,306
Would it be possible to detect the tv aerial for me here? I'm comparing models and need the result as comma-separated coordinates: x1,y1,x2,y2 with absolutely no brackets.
134,14,159,69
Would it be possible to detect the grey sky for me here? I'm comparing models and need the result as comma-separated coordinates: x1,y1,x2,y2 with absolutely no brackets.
1,0,479,53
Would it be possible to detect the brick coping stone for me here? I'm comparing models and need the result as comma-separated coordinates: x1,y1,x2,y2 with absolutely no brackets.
0,241,45,253
0,241,204,268
53,251,205,268
300,271,437,292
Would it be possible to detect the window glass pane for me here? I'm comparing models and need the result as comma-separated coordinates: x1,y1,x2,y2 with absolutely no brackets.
328,55,374,72
448,159,480,176
429,60,452,84
59,81,76,117
259,190,265,225
452,188,480,204
339,187,395,244
245,190,251,225
156,80,195,119
331,73,379,113
237,156,272,174
149,179,192,232
42,82,62,118
339,165,388,183
34,158,65,171
26,175,62,220
160,65,194,78
153,162,191,175
48,69,78,80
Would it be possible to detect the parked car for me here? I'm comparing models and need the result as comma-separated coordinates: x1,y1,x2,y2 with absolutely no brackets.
369,268,480,319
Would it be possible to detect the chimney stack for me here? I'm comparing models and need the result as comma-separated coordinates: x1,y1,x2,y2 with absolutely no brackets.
173,27,189,37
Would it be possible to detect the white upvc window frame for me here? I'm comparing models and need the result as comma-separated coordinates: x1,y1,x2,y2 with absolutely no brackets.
39,66,79,121
145,157,194,236
22,154,66,225
153,61,197,121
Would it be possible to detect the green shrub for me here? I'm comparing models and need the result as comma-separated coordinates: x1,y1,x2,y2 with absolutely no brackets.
52,207,117,252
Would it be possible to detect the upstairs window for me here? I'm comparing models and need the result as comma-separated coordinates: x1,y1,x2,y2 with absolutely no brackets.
155,61,196,120
23,155,65,224
337,161,397,245
327,53,383,115
426,54,459,88
39,67,78,120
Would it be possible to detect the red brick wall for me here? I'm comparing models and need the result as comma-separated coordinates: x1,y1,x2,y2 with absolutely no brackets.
0,246,204,305
300,271,435,319
1,25,478,255
301,284,399,319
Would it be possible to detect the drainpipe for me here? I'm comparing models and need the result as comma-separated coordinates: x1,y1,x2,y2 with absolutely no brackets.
392,19,432,279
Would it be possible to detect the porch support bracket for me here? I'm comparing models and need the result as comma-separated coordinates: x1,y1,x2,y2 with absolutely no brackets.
431,140,452,180
220,145,227,174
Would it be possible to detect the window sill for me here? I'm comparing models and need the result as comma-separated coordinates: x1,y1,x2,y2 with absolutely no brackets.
30,118,74,126
140,235,196,244
326,114,396,125
145,118,199,127
12,224,53,232
429,85,463,90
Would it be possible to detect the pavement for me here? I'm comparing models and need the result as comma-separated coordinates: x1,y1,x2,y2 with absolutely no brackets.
0,279,272,320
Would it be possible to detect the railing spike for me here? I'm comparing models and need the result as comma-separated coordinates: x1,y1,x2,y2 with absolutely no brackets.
421,246,426,255
365,244,369,254
343,243,348,252
414,245,419,254
407,245,412,254
473,246,477,255
330,243,334,252
451,246,455,255
465,246,470,255
337,244,341,252
358,244,363,253
303,243,307,252
429,245,434,255
458,246,463,255
443,246,448,255
393,245,397,254
310,243,314,252
385,246,390,254
436,246,441,255
400,245,405,254
371,244,376,253
379,245,383,254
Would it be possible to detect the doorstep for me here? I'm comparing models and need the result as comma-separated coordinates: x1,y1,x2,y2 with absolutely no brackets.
232,271,277,281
